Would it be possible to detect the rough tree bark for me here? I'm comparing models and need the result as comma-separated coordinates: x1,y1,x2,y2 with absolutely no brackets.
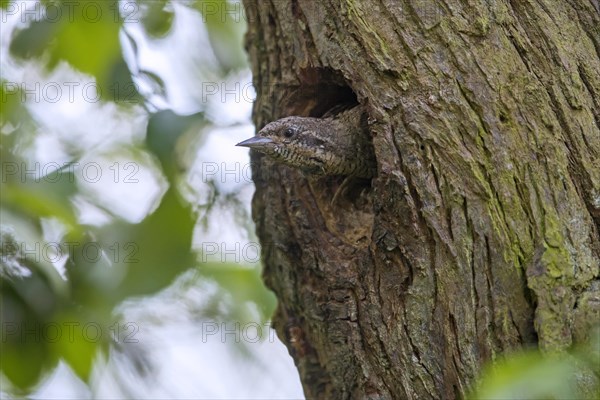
243,1,600,398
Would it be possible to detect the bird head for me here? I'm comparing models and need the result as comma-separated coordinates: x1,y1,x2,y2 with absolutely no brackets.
236,116,330,173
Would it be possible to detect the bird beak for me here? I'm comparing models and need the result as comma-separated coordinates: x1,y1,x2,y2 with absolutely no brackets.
236,136,274,148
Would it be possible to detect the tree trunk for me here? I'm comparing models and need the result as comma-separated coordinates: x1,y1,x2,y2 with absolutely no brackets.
242,1,600,398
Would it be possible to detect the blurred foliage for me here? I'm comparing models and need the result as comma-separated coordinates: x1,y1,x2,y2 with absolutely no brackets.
194,0,247,71
9,0,136,102
138,0,174,38
0,80,27,125
1,0,275,394
470,329,600,399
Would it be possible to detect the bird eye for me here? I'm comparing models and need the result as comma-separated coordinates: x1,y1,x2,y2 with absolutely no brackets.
283,128,295,138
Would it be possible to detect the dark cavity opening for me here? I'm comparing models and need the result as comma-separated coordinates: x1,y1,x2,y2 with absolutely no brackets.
284,67,358,118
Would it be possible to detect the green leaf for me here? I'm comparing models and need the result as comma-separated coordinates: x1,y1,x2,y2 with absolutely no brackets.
200,263,276,322
9,19,57,59
1,184,79,232
1,79,28,125
0,340,54,390
111,187,196,297
49,1,122,80
145,109,204,176
8,1,128,102
106,59,143,104
65,188,196,308
193,0,248,70
50,313,106,382
140,0,174,38
470,350,593,400
0,280,59,390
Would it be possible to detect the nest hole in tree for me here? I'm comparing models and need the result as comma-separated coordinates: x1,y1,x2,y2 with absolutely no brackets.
285,67,358,117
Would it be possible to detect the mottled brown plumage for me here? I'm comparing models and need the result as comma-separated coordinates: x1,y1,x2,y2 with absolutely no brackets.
236,106,376,178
